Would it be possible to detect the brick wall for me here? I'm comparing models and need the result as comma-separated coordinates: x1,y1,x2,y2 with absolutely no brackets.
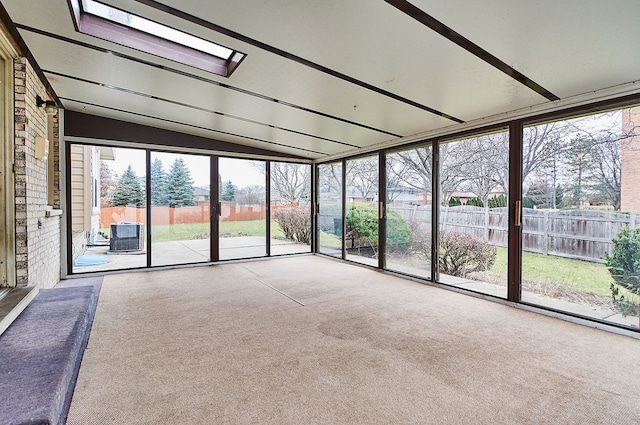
13,57,61,288
621,107,640,214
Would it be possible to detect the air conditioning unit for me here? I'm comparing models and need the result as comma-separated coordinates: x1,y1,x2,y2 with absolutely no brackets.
109,222,144,252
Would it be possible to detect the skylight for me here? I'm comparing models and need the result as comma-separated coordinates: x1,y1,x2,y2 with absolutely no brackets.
69,0,245,77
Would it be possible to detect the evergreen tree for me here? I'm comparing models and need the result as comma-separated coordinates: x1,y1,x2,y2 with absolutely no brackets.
221,180,236,201
150,157,168,205
488,194,507,208
466,197,484,207
112,165,145,207
448,197,461,206
166,158,196,207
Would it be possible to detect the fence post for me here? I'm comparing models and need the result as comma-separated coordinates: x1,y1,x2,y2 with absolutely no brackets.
631,213,637,229
484,206,489,242
543,210,549,256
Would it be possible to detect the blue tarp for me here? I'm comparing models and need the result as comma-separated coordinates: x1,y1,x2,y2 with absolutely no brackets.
73,256,110,267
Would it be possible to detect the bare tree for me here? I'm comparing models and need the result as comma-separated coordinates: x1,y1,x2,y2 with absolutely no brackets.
388,148,432,201
270,162,310,205
346,157,378,201
560,110,639,210
457,134,507,206
236,185,265,205
100,161,118,208
522,122,570,184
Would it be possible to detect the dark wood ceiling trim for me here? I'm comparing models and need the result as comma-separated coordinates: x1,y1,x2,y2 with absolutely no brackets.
133,0,464,123
0,3,61,105
45,70,360,150
60,97,329,156
65,110,308,159
384,0,560,102
16,24,400,138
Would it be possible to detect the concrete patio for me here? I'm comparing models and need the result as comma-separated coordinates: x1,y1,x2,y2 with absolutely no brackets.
73,237,311,273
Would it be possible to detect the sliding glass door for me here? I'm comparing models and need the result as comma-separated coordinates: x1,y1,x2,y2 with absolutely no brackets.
218,158,267,260
70,145,147,273
345,156,379,266
385,146,432,280
150,152,210,266
438,131,509,298
521,108,640,329
270,162,312,255
317,162,343,257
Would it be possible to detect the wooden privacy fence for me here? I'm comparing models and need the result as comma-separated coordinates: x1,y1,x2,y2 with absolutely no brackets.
100,202,300,227
389,205,637,263
101,205,212,227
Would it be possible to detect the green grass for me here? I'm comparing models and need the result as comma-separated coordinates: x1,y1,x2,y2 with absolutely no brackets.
491,247,617,298
318,230,341,248
150,222,210,242
103,220,285,242
151,221,278,241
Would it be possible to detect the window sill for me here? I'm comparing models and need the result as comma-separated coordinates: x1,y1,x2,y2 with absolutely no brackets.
45,209,62,217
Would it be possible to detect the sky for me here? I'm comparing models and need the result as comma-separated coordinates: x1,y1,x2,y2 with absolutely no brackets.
106,149,264,188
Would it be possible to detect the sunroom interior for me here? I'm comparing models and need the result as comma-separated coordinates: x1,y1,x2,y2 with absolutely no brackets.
2,1,640,423
3,0,640,333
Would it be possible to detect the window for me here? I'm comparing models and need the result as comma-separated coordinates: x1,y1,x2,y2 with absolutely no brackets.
521,107,640,329
69,0,245,76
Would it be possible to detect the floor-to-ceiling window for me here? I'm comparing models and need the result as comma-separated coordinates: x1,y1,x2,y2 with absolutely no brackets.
437,131,509,298
521,107,640,329
150,152,210,267
345,155,379,266
317,162,343,258
218,157,267,260
270,162,312,256
385,146,432,280
70,145,147,273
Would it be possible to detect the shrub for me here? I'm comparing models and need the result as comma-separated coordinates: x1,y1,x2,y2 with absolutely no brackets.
438,231,497,278
345,203,412,252
408,221,431,258
273,207,311,244
604,227,640,314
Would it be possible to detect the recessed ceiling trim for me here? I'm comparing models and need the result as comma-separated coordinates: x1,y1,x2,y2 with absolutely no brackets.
45,69,360,149
60,97,330,156
133,0,464,123
16,24,401,138
384,0,560,102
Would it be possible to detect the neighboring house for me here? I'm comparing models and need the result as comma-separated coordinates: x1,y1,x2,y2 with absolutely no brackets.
621,106,640,213
193,186,210,205
70,146,113,260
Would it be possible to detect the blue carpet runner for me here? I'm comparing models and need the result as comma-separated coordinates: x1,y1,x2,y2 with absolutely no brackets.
0,277,102,425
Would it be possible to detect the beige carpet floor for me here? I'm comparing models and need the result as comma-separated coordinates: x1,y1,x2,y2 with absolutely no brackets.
66,256,640,424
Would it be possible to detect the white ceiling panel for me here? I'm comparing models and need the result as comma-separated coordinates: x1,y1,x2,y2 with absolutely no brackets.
410,0,640,98
20,30,392,150
3,0,639,160
51,76,338,158
156,0,550,120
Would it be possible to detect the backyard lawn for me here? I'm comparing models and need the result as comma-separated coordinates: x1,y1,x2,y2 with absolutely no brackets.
491,248,614,297
103,220,285,243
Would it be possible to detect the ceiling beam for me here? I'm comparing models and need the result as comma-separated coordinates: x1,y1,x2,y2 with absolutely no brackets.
384,0,560,102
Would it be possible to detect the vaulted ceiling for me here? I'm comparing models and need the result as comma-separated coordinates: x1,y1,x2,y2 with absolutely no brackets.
3,0,640,160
